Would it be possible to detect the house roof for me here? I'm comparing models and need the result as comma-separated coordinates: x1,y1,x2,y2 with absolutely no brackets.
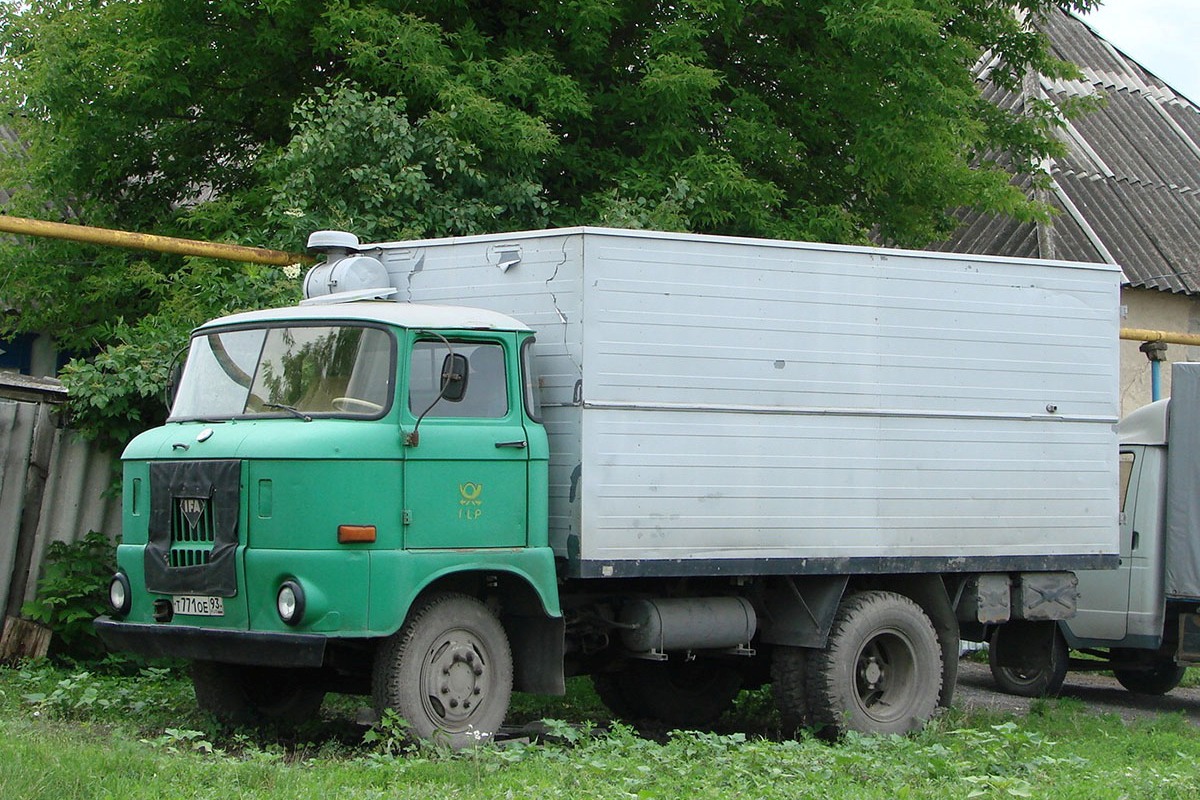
934,9,1200,295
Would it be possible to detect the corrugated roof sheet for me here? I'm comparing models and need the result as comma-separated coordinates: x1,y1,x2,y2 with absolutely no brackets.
936,9,1200,295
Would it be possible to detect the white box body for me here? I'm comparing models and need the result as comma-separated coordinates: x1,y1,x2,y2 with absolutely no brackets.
368,228,1121,578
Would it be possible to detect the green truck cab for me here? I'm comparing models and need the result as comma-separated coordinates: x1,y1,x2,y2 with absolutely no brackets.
97,302,562,745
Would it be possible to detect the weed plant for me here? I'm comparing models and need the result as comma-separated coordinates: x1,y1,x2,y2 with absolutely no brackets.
2,661,1199,799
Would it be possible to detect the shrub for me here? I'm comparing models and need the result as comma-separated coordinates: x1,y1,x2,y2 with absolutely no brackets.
21,530,117,661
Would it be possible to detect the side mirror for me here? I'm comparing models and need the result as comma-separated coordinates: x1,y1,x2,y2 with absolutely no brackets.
440,353,469,402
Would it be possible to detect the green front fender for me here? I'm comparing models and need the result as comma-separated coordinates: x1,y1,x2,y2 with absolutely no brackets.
368,546,561,636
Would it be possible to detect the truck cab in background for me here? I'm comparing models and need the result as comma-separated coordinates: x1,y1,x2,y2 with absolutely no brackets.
989,363,1200,697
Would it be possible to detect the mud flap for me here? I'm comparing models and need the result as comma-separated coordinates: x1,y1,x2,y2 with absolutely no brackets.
991,620,1059,672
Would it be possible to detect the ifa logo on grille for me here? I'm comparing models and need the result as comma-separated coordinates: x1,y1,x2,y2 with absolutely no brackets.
179,497,207,530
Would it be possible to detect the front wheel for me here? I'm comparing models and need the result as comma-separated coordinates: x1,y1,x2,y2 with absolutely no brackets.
806,591,942,738
988,626,1069,698
191,662,326,727
372,593,513,748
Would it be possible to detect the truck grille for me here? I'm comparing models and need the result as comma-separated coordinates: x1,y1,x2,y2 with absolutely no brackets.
170,497,216,567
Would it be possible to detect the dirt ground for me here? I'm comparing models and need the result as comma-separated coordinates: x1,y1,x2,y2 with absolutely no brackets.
953,658,1200,724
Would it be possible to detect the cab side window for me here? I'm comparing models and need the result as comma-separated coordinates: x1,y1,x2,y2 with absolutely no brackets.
1119,451,1135,513
409,341,509,418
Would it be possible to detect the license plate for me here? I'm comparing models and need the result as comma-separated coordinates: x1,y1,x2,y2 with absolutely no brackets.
172,595,224,617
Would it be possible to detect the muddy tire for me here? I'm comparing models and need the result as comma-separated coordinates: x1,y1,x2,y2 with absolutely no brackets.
988,626,1069,698
770,645,811,735
806,591,942,738
372,593,512,748
191,662,326,727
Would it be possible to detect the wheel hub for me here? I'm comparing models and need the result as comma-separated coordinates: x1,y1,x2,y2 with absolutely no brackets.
855,630,917,722
424,639,488,729
861,657,885,688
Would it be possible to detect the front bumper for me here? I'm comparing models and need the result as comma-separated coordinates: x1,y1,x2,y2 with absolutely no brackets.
94,616,328,668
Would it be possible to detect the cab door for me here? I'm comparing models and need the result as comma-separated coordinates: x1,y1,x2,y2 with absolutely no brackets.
1067,450,1137,640
402,336,529,549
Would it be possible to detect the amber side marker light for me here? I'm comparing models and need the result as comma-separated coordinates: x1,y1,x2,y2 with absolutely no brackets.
338,524,377,543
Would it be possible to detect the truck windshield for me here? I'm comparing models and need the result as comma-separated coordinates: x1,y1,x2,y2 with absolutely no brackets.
169,324,395,421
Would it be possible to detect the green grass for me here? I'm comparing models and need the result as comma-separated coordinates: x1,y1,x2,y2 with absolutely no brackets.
2,660,1200,799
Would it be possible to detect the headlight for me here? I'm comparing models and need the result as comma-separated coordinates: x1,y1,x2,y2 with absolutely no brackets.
277,580,305,626
108,573,131,616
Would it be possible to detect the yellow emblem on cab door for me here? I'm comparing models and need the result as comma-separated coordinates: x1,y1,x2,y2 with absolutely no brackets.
459,482,483,520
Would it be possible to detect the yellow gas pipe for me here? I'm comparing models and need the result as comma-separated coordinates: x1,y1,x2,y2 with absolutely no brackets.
1119,328,1200,347
3,213,1200,347
0,214,311,266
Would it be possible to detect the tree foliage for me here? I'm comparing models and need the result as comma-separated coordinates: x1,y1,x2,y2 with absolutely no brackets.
0,0,1097,448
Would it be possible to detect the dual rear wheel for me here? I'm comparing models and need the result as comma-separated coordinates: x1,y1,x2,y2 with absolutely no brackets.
594,590,945,738
773,590,943,738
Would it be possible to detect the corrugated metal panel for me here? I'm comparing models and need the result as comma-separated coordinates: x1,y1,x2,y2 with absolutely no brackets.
0,399,40,620
0,396,121,620
22,429,122,609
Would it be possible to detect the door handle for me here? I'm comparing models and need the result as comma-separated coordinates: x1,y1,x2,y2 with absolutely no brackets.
496,440,528,449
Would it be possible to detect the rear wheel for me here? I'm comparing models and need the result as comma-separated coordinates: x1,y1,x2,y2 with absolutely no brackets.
806,591,942,738
1113,658,1186,695
191,662,326,727
988,626,1069,698
770,645,811,735
372,593,512,748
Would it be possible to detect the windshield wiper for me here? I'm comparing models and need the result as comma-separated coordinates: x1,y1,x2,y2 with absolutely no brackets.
263,403,313,422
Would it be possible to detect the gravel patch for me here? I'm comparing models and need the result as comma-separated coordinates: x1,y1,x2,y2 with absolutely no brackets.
954,658,1200,724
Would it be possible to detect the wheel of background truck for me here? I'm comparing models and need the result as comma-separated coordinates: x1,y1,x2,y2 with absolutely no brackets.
372,593,513,748
592,672,641,721
987,626,1069,698
191,662,326,727
598,659,743,729
805,590,942,738
1113,658,1186,695
770,645,811,735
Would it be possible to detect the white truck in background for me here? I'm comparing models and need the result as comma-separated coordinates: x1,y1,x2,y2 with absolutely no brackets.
989,362,1200,697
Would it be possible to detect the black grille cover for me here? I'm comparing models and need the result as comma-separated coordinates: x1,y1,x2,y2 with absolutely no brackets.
145,460,240,597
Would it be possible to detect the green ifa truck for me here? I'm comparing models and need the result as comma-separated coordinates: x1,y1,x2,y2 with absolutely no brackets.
96,227,1121,744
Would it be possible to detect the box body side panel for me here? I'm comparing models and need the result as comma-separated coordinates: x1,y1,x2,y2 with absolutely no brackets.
577,408,1115,567
380,229,1120,572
